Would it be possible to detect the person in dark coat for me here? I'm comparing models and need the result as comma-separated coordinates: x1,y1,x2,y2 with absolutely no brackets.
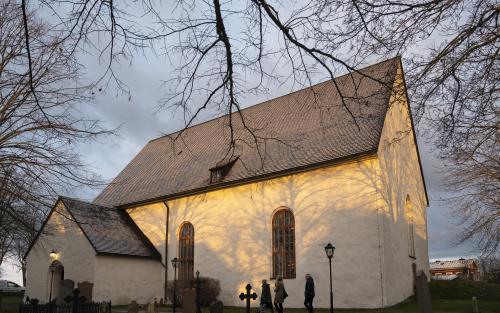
304,274,315,313
273,276,285,313
260,279,273,313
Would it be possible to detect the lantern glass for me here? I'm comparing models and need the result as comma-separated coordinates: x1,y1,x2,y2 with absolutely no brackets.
171,257,178,268
324,242,335,259
49,250,58,260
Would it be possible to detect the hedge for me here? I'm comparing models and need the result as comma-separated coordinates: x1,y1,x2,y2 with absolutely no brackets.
429,280,500,301
167,277,220,306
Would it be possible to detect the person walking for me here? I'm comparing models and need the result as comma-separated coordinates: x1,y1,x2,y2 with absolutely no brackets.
304,274,315,313
260,279,273,313
273,276,286,313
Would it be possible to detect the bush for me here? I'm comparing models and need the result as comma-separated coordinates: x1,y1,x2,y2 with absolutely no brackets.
167,277,220,306
429,280,500,301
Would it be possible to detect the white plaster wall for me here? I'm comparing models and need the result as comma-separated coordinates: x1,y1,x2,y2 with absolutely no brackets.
25,202,96,302
154,158,385,309
93,255,164,305
126,202,167,299
376,63,430,307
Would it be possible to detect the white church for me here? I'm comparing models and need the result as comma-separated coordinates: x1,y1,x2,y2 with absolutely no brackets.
25,57,430,309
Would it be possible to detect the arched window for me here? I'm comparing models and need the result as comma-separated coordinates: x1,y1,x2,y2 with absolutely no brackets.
178,222,194,281
272,208,295,279
405,196,415,257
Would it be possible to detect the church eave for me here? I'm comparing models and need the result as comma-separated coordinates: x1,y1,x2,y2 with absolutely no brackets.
117,148,379,209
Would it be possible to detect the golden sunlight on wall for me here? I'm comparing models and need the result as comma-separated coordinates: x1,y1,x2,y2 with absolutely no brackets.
376,62,430,306
134,157,388,309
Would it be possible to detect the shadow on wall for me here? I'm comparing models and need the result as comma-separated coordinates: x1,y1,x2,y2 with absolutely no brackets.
165,156,426,308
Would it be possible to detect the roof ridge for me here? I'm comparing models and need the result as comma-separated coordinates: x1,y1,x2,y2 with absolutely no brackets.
149,56,400,143
60,196,116,210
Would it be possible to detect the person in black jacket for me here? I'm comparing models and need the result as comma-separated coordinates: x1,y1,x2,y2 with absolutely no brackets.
304,274,315,313
260,279,273,313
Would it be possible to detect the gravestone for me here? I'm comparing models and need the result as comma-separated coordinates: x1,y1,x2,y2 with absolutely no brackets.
78,281,93,303
147,299,159,313
472,296,479,313
59,279,75,305
128,300,139,313
147,302,155,313
66,289,86,313
415,272,432,313
182,289,197,313
154,298,160,313
209,300,223,313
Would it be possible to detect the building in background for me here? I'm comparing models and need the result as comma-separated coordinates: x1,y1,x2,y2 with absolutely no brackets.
429,259,480,281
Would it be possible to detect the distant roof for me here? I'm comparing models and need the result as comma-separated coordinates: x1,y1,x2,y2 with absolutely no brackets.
95,58,400,207
432,274,460,281
430,259,477,270
27,197,161,260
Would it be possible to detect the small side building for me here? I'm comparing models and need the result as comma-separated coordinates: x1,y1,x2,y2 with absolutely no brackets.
25,197,164,304
429,259,480,281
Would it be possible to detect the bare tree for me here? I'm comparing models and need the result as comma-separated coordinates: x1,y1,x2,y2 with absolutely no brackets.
0,0,111,272
16,1,499,254
479,254,500,282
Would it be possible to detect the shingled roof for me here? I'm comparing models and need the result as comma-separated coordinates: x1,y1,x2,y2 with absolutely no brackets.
430,259,477,270
26,197,160,259
95,58,400,207
58,197,161,258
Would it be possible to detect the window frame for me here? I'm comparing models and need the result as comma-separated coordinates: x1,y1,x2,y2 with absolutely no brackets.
271,207,296,279
178,222,195,281
406,196,416,258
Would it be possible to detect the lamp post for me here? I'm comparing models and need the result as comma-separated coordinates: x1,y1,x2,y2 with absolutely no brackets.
324,242,335,313
48,263,56,304
171,258,179,313
195,270,201,313
48,250,58,305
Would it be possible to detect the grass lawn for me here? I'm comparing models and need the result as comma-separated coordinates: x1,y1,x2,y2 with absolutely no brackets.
217,300,500,313
0,293,24,313
110,300,500,313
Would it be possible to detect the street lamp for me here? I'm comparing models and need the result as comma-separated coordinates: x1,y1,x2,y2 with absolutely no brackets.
48,262,57,305
324,242,335,313
171,257,179,313
48,250,58,305
49,250,58,260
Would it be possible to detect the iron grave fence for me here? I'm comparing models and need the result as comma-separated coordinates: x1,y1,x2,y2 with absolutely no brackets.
19,301,111,313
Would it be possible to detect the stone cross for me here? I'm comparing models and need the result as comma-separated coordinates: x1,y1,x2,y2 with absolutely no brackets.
239,284,257,313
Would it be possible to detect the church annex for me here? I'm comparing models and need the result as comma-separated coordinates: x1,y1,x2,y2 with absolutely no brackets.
25,57,430,309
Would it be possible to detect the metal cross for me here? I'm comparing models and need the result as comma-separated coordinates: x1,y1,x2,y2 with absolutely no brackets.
239,283,258,313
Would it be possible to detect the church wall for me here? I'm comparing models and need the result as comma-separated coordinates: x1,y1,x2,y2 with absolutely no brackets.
375,63,430,307
126,202,167,299
93,255,164,304
25,202,96,302
148,158,385,309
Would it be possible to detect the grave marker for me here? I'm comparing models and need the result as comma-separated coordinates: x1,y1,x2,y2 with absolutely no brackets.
78,281,93,303
128,300,139,313
59,279,75,305
239,284,257,313
209,300,223,313
415,272,432,313
182,288,197,313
